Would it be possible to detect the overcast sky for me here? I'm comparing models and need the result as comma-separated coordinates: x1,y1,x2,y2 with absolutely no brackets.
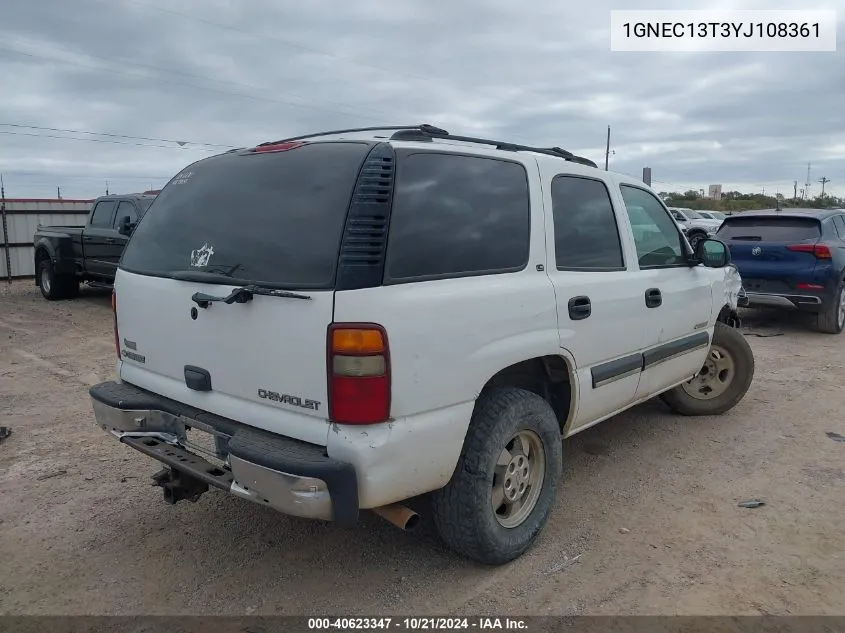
0,0,843,200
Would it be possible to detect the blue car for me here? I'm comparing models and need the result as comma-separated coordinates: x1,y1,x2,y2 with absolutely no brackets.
716,208,845,334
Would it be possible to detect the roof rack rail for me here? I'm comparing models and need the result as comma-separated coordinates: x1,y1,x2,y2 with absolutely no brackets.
388,129,598,168
257,123,597,168
260,124,450,147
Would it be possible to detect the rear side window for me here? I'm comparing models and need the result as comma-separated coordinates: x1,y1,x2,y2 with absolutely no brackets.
120,142,372,288
552,175,623,270
717,217,821,241
385,153,530,281
90,200,116,228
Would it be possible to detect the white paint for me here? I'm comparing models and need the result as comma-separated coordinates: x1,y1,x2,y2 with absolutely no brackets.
116,269,332,447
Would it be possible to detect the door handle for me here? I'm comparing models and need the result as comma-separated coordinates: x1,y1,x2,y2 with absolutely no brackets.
568,296,591,320
645,288,662,308
105,238,117,244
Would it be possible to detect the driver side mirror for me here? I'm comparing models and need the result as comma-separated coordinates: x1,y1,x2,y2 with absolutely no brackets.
695,238,730,268
118,215,136,236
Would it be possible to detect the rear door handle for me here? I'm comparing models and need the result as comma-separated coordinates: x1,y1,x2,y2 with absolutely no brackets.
105,238,117,244
645,288,662,308
568,296,591,320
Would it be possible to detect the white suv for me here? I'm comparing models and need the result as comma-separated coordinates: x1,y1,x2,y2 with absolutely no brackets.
89,124,754,564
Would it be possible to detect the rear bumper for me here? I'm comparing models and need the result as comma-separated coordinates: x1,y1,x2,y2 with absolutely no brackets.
744,291,824,312
89,381,358,524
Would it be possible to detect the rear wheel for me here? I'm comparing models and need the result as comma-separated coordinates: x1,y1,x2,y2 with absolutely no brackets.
38,260,78,300
431,387,562,565
660,323,754,416
814,283,845,334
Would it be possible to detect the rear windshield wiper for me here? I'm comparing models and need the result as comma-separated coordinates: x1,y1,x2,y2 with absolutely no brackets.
191,285,311,308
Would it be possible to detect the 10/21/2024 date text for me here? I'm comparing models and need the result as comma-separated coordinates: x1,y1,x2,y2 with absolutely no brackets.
307,618,529,630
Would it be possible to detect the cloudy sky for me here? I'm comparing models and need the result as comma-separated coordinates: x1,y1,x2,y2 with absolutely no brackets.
0,0,843,200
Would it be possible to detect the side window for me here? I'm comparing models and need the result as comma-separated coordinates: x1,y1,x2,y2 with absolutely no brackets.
833,215,845,240
671,210,686,222
112,201,138,229
551,175,624,270
385,153,530,281
619,185,686,268
89,200,117,228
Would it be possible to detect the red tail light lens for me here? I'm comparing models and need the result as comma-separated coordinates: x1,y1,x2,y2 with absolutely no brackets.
796,282,824,290
111,290,120,360
327,324,390,425
787,243,831,259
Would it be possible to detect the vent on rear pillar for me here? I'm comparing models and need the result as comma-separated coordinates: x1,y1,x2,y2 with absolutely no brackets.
335,142,396,291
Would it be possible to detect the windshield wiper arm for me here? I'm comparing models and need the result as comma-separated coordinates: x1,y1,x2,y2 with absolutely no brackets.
191,284,311,309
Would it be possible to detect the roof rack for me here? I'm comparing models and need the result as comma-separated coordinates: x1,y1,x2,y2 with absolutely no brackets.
261,124,597,168
259,124,449,147
389,128,597,168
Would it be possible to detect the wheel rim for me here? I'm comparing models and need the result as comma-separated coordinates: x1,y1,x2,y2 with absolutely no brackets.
690,234,703,248
837,287,845,329
681,344,735,400
41,267,51,294
491,430,545,528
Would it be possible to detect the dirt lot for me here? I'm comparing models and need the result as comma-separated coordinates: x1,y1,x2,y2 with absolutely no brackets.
1,279,843,616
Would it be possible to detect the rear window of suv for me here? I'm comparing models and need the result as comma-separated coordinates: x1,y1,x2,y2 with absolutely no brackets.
717,217,821,242
120,141,372,288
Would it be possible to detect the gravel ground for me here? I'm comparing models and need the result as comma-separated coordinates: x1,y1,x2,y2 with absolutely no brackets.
1,280,843,616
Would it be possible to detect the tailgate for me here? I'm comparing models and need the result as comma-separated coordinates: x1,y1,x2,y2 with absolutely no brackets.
114,140,376,446
116,271,333,446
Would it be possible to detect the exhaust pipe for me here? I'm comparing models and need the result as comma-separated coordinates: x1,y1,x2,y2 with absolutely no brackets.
372,503,420,531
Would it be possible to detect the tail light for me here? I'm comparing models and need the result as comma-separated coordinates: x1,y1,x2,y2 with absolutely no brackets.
327,324,390,425
111,290,120,361
796,282,824,290
787,243,832,259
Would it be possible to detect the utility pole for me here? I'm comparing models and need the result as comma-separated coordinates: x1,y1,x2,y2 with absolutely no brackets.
793,180,798,204
803,162,811,200
57,186,61,200
818,177,830,198
604,126,611,171
1,174,11,284
105,181,109,196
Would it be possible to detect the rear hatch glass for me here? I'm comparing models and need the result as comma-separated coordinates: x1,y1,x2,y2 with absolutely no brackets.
121,141,373,287
717,217,821,242
115,141,372,445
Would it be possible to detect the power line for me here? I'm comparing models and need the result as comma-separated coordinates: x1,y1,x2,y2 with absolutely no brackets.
0,44,387,122
109,0,440,87
0,129,219,151
0,123,233,149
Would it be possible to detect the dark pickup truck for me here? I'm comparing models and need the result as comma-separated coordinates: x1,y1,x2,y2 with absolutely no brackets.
33,192,156,300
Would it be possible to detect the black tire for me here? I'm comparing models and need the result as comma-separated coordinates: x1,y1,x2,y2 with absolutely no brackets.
687,231,707,250
660,322,754,416
431,387,562,565
38,260,78,300
813,282,845,334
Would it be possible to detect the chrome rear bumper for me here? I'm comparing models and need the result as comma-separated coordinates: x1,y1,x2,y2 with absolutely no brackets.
89,382,358,524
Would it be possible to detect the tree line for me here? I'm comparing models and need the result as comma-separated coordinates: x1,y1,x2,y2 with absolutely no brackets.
659,190,843,212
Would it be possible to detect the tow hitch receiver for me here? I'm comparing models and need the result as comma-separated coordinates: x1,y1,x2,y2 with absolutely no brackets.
152,467,209,504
